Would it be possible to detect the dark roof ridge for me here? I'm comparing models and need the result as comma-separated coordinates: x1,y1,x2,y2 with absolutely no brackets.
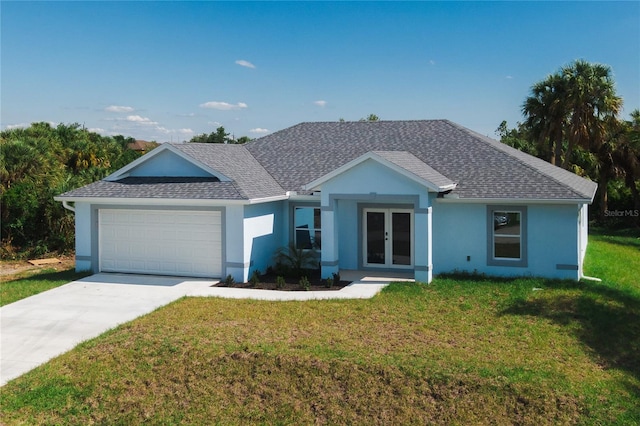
443,120,596,201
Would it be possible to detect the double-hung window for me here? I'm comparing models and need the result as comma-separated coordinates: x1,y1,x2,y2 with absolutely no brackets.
294,207,321,250
487,206,527,267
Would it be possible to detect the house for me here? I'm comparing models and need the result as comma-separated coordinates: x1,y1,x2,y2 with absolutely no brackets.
55,120,597,283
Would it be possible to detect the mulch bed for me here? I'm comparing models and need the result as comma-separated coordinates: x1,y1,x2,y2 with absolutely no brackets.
215,271,351,291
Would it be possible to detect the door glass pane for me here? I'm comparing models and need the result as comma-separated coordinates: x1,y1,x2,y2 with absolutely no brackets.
392,212,411,265
366,211,386,264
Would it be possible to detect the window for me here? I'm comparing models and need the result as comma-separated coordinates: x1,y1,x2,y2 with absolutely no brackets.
294,207,321,250
487,206,527,267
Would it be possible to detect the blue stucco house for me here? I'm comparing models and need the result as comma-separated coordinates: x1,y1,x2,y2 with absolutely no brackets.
55,120,597,283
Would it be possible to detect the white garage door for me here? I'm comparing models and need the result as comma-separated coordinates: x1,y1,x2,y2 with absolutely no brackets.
99,209,222,278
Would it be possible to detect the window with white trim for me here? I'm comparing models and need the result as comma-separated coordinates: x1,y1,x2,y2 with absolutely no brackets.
487,206,527,267
294,207,321,250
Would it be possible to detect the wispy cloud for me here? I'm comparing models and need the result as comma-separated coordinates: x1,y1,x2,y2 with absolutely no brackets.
250,128,270,134
88,127,105,133
105,105,134,113
505,75,514,79
313,100,327,107
199,101,248,111
6,123,30,130
125,115,158,125
235,59,256,69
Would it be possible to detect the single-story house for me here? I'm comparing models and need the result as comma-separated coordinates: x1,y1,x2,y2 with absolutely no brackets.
55,120,597,283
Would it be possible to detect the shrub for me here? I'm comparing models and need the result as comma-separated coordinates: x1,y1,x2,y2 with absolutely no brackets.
325,277,334,288
249,270,260,286
273,242,318,278
299,276,310,291
276,276,286,289
332,272,341,283
224,274,235,286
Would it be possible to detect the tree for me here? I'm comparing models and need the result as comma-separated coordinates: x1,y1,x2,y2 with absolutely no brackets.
359,114,380,122
522,74,567,165
520,60,626,219
561,60,622,169
522,60,622,170
190,126,231,144
1,123,143,257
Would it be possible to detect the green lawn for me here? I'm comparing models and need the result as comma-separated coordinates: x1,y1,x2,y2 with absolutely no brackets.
0,269,90,307
1,231,638,424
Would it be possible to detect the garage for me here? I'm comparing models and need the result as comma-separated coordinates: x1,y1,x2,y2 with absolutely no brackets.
99,209,222,278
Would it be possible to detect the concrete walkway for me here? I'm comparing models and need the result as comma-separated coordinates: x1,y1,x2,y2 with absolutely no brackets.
1,271,412,386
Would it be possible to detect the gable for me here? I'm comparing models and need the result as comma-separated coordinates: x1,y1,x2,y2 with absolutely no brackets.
104,144,231,182
311,157,438,196
128,149,215,178
304,151,456,193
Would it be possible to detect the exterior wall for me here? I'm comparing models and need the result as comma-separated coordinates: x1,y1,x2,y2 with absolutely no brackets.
242,201,285,280
128,150,212,177
432,201,581,280
578,203,589,274
74,202,93,272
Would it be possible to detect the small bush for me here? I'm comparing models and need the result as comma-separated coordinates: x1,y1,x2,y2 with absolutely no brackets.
332,272,341,283
299,276,310,291
224,274,235,286
325,277,334,288
276,276,286,289
249,270,260,286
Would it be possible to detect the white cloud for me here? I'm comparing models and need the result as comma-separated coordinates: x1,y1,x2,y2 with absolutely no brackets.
125,115,158,125
429,59,436,65
178,128,193,135
88,127,105,133
105,105,134,113
505,75,514,79
6,123,30,130
249,128,270,134
199,101,248,111
314,100,327,107
235,59,256,69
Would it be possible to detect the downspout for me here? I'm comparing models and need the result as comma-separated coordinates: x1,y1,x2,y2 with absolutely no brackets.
62,201,75,213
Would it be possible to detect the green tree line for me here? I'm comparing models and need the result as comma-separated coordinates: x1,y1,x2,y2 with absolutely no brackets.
0,123,143,258
498,60,640,224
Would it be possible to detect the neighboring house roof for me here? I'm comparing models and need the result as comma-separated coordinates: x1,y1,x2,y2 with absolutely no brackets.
127,140,158,152
57,120,598,203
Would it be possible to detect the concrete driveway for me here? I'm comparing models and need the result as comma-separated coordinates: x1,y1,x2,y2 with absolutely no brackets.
1,271,409,386
0,273,217,386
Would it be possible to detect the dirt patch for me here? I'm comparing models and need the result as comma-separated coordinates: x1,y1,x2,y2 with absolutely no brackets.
215,271,350,291
0,255,75,282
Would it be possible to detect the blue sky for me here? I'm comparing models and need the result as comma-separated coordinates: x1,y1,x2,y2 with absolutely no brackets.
2,1,638,142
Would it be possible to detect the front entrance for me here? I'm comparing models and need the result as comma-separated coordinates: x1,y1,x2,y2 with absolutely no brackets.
363,208,413,268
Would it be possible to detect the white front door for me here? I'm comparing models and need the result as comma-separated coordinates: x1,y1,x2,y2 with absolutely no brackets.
363,208,413,268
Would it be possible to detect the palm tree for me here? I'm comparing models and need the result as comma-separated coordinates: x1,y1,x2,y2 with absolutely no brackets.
561,60,622,170
522,74,567,165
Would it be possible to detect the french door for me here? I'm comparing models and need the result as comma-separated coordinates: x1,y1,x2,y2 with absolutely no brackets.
363,208,413,268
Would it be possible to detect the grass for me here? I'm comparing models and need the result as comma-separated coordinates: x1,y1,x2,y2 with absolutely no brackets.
0,268,90,307
1,230,639,424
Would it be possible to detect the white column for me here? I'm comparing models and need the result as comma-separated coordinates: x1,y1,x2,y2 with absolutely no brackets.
414,206,432,283
320,201,339,279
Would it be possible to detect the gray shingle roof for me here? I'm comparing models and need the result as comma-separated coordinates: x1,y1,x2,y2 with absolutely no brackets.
246,120,597,201
171,144,284,199
372,151,456,190
60,177,244,200
58,120,597,202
